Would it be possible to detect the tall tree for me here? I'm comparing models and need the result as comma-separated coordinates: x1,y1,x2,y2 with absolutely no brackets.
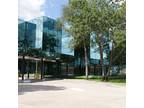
62,0,91,79
108,1,126,78
110,1,126,65
88,0,115,80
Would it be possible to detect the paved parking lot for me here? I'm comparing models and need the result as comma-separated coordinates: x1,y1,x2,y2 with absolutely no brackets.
19,79,125,108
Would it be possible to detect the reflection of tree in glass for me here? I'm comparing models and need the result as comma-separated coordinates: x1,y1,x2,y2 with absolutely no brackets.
42,32,58,56
18,39,33,80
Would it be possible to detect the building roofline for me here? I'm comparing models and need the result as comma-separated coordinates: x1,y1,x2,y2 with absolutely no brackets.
29,16,56,22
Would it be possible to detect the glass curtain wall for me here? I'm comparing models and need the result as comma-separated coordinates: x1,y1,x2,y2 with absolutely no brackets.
18,21,36,49
42,16,62,57
30,17,43,49
30,16,62,58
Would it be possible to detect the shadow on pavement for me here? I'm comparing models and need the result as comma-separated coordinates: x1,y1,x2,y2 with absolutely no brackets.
18,78,64,83
18,84,66,95
31,78,64,83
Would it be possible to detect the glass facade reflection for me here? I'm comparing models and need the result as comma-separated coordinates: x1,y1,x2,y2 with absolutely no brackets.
18,16,112,77
61,29,74,55
18,21,36,48
29,16,62,57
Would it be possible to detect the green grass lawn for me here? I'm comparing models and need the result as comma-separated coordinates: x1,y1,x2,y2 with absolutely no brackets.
70,75,126,85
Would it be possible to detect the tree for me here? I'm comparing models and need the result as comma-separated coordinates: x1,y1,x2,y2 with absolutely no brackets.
110,1,126,64
62,0,91,79
88,0,115,80
62,0,126,80
108,1,126,76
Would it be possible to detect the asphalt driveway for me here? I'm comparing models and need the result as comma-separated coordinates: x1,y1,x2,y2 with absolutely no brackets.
19,79,125,108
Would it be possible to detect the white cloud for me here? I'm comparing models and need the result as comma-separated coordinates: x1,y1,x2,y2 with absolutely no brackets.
18,0,46,21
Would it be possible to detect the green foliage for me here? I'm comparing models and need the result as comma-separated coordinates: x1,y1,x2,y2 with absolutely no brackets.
62,0,126,71
62,0,92,79
110,1,126,65
55,18,63,31
71,75,126,83
62,0,91,48
89,0,115,34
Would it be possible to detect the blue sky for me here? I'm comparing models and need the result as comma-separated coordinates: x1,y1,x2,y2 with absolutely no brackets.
19,0,68,21
44,0,68,19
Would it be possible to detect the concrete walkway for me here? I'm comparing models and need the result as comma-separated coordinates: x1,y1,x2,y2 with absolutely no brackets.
19,79,125,108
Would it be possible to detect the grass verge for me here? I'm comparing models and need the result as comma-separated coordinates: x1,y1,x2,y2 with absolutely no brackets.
69,75,126,85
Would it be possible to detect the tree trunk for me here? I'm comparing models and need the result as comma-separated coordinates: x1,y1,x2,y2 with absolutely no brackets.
27,71,29,79
84,44,89,80
98,35,105,81
94,65,96,75
56,61,59,78
66,63,69,77
27,61,30,79
58,61,62,78
106,43,113,81
41,58,43,80
22,55,25,80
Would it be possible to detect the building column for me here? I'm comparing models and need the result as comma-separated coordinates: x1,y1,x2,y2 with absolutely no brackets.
35,60,38,79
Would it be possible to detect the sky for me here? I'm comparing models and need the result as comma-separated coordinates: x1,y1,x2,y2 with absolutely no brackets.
19,0,68,21
18,0,102,58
